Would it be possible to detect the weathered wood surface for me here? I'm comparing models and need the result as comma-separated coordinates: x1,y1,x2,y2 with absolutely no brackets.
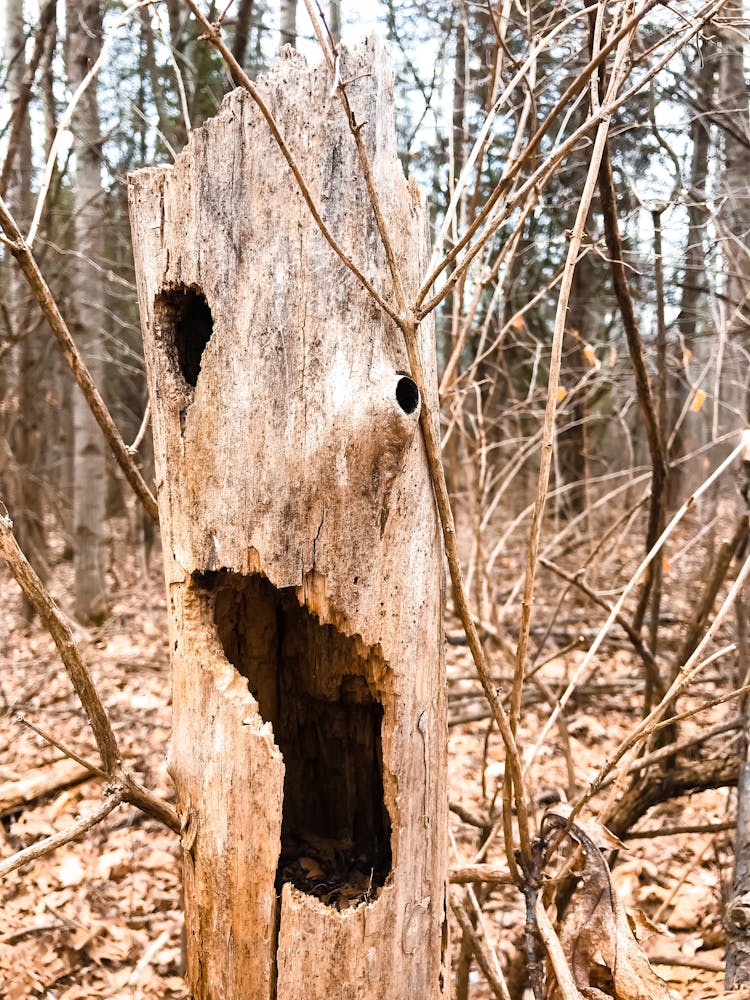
129,37,447,999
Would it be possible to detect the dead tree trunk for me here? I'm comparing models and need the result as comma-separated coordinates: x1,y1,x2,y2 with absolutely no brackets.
129,39,448,999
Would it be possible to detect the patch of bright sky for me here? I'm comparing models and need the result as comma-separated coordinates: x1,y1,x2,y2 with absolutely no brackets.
0,0,728,330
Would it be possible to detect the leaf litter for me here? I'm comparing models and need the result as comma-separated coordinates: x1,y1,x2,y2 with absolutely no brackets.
0,505,746,998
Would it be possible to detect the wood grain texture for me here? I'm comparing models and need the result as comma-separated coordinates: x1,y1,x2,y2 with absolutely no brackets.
129,37,447,999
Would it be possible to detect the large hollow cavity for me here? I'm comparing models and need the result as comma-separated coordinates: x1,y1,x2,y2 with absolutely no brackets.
154,284,214,389
195,570,392,909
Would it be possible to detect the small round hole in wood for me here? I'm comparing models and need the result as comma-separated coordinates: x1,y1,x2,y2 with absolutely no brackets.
395,376,419,415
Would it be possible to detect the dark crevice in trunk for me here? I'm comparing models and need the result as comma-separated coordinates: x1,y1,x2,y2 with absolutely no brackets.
194,569,392,910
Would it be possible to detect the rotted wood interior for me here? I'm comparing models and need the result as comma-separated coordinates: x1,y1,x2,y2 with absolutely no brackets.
194,569,392,909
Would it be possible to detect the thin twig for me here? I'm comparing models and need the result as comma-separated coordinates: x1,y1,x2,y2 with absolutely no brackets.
534,897,584,1000
128,401,151,455
597,134,667,636
0,506,119,772
539,557,663,697
17,715,107,779
451,893,513,1000
415,0,663,310
0,790,124,879
592,553,750,823
513,2,638,748
450,865,514,886
628,821,735,840
0,506,179,833
526,434,747,775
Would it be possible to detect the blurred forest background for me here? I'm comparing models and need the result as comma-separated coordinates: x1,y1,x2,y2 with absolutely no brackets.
4,0,750,997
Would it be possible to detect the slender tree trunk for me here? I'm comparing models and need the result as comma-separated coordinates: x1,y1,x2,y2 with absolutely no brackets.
718,1,750,420
280,0,296,48
328,0,341,44
66,0,107,623
231,0,255,70
722,7,750,984
670,43,713,501
166,0,185,56
40,7,58,156
444,5,468,510
452,5,467,193
2,0,49,600
557,251,593,520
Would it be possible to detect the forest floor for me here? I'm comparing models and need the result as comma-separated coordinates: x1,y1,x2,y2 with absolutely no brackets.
0,508,742,999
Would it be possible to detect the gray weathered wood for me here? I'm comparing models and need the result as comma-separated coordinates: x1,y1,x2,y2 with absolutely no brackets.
129,37,447,999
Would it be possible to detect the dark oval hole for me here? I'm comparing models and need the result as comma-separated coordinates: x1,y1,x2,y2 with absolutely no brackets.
155,285,214,389
395,376,419,415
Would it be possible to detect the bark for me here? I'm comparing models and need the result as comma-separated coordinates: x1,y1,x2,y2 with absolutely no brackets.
2,0,49,602
721,7,750,985
670,42,712,498
452,5,467,190
718,1,750,419
129,39,447,999
231,0,255,72
328,0,342,44
556,251,593,520
280,0,296,48
65,0,108,623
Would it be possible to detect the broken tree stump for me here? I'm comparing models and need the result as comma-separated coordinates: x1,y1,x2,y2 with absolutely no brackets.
128,38,447,999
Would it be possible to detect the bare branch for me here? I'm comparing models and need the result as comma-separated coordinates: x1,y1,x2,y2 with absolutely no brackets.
0,505,179,834
0,789,124,880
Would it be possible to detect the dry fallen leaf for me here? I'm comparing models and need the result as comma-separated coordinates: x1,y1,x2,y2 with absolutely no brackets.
298,856,325,879
544,807,680,1000
582,344,600,369
690,388,707,412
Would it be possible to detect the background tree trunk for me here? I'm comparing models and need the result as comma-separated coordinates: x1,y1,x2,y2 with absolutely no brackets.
670,40,713,502
66,0,107,623
718,1,750,419
129,39,448,999
1,0,50,607
722,5,750,985
280,0,296,48
231,0,255,72
329,0,342,44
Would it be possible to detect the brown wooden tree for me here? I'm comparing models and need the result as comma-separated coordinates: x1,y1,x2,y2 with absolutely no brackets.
129,39,448,999
66,0,108,623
